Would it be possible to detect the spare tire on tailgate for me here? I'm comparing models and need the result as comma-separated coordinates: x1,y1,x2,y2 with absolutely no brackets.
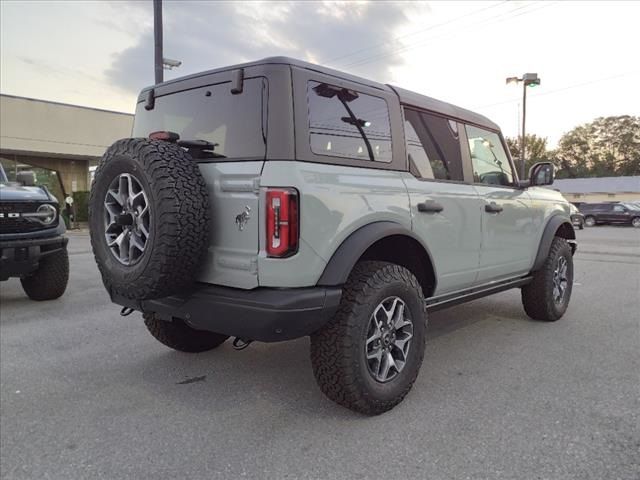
89,138,209,300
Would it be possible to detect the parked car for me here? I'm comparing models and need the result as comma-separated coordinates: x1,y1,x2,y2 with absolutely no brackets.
0,164,69,299
89,57,577,415
569,203,584,229
579,202,640,227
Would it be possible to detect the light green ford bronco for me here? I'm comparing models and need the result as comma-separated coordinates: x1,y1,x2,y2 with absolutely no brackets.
89,57,576,415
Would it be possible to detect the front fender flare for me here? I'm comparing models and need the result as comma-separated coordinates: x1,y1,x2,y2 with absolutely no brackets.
532,215,575,272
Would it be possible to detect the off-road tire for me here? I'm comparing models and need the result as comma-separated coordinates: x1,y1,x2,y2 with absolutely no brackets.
143,313,229,353
521,237,573,321
310,261,427,415
584,215,596,227
20,247,69,301
89,138,209,300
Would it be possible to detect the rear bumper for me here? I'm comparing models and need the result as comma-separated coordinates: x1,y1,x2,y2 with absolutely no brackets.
113,284,343,342
0,235,68,281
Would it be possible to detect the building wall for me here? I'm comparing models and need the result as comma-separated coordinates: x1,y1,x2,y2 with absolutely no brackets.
563,192,640,203
0,95,133,159
0,94,133,195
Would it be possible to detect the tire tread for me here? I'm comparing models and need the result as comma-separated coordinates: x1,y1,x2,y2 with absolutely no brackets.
143,313,228,353
310,261,427,415
89,139,209,300
521,237,572,321
20,248,69,301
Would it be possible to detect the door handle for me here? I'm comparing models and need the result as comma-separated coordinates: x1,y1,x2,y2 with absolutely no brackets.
485,202,503,214
417,200,444,213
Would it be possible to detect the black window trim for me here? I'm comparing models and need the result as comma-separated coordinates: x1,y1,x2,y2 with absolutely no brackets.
133,76,269,163
306,80,394,165
292,67,406,172
401,105,472,185
400,102,520,188
463,124,520,189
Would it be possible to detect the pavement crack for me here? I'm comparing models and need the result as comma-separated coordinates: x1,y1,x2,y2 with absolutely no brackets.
176,375,206,385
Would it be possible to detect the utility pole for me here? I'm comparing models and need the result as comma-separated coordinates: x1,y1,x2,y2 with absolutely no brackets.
521,83,527,180
153,0,163,84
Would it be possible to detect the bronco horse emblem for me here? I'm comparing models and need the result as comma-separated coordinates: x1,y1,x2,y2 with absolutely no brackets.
235,205,251,231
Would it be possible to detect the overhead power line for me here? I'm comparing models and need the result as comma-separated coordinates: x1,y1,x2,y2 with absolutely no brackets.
342,1,557,70
474,71,640,110
323,1,508,66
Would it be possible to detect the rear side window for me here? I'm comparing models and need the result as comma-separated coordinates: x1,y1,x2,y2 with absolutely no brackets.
307,81,392,163
133,77,267,160
402,108,463,181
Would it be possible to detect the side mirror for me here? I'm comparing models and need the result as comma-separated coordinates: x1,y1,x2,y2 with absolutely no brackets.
528,162,555,186
16,170,36,187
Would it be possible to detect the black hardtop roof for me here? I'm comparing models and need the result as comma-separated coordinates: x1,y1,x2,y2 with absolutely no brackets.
142,56,499,131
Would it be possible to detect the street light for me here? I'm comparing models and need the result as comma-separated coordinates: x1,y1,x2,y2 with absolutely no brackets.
163,58,182,70
506,73,541,179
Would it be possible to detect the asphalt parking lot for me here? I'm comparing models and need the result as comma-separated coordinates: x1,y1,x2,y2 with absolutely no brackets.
1,227,639,480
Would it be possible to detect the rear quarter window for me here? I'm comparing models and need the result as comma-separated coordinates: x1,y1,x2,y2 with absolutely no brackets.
307,81,392,163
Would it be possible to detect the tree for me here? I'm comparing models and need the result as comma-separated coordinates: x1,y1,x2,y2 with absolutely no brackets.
505,134,550,175
554,116,640,178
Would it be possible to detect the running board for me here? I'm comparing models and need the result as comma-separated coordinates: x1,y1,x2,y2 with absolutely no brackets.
425,276,533,312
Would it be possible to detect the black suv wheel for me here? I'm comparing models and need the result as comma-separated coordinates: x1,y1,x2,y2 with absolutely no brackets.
521,237,573,321
20,247,69,301
310,261,427,415
143,313,229,353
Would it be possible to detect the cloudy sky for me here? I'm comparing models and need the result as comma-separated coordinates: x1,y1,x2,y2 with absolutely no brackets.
1,0,638,146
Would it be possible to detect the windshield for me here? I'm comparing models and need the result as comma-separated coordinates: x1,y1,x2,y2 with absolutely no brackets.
623,202,640,211
0,163,7,184
133,77,267,160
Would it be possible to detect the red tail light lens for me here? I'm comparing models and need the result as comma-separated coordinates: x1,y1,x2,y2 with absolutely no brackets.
148,131,179,142
266,188,299,257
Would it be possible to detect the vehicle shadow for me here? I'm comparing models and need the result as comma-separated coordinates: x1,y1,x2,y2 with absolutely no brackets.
124,293,532,419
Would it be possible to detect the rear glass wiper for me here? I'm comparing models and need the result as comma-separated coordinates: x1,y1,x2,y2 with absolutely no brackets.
314,83,375,161
148,132,226,159
178,140,227,159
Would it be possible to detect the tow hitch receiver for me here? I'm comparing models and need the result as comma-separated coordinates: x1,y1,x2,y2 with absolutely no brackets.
232,338,253,350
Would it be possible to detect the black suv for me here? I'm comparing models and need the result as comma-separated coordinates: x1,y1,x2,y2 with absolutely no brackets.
0,164,69,299
579,202,640,228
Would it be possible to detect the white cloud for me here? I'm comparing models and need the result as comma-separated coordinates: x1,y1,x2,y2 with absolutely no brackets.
1,0,638,144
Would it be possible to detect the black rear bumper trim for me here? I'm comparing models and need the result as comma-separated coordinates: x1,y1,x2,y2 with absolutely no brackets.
112,284,343,343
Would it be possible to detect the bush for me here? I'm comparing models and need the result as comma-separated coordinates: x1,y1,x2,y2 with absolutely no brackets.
72,191,89,222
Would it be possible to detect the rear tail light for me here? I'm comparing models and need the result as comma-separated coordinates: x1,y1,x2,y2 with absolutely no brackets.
265,188,299,257
148,131,179,142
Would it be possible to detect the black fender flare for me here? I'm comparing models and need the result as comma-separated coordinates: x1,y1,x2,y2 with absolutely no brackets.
316,221,437,287
532,215,576,272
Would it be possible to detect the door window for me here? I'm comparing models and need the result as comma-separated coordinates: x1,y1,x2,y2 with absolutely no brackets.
403,108,463,181
612,205,626,213
307,81,392,163
465,125,514,186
